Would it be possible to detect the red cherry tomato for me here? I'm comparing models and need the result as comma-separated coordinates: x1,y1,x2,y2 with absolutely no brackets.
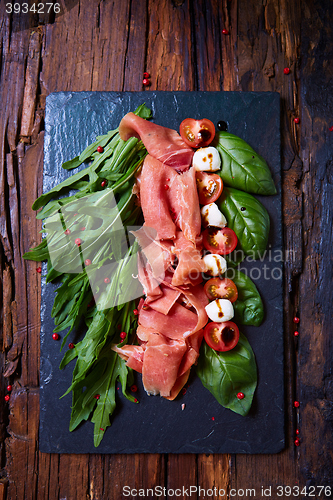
204,278,238,303
196,171,223,205
202,227,238,255
204,321,240,352
179,118,215,148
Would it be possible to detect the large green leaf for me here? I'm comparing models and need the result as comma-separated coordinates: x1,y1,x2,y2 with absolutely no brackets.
196,332,257,416
218,187,270,259
226,270,264,326
216,131,277,195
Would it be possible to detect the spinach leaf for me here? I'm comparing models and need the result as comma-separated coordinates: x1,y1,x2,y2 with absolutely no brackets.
226,270,264,326
196,332,257,416
218,187,270,259
215,131,276,195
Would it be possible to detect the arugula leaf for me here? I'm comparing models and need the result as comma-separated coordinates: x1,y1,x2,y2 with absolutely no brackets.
216,131,277,195
225,270,264,326
218,187,270,259
196,332,257,416
91,352,136,447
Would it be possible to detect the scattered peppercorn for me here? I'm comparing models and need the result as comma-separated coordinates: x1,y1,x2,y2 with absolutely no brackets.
101,180,107,188
7,385,12,392
143,72,150,79
293,316,300,324
133,309,139,315
75,238,82,246
36,267,42,273
64,229,71,235
294,330,299,337
294,117,300,124
284,67,290,75
131,384,138,392
120,331,127,340
294,438,300,446
217,121,228,131
52,333,59,341
237,392,245,400
97,146,104,153
94,394,100,400
142,78,150,86
222,29,229,35
68,343,75,349
104,277,110,284
85,259,92,266
4,395,10,402
294,400,300,408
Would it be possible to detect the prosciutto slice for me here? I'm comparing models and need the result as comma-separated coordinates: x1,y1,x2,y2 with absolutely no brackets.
142,333,187,397
119,112,193,171
171,231,207,286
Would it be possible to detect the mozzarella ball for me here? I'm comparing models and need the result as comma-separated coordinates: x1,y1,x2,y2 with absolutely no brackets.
201,203,227,228
193,147,221,172
205,299,234,323
202,254,227,276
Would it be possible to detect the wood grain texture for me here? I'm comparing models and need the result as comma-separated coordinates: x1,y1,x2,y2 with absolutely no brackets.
0,0,332,498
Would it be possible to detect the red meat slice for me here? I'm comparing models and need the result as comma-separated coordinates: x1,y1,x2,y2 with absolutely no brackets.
138,302,198,340
139,156,178,240
119,112,193,171
171,231,207,286
142,333,187,397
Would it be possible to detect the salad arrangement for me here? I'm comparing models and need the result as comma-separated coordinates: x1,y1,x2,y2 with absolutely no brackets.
25,104,276,447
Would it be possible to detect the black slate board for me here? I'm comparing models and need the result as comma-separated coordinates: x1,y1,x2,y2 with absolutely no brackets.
40,91,284,454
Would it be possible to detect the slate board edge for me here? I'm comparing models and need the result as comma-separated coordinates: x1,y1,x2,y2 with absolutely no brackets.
39,91,285,454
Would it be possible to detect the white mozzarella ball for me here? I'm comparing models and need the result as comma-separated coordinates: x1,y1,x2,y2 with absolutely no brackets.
201,203,227,228
193,147,221,172
202,254,227,276
205,299,234,323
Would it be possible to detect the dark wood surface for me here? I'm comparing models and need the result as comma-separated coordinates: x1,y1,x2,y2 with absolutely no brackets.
0,0,332,498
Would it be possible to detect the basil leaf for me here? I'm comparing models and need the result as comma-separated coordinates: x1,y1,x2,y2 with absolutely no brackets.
226,270,264,326
216,131,277,195
218,187,270,259
196,332,257,416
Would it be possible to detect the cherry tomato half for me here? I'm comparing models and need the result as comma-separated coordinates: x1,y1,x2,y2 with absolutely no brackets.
202,227,238,255
204,278,238,303
196,171,223,205
204,321,240,352
179,118,215,148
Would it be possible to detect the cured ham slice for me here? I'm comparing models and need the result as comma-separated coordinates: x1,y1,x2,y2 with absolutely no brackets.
147,284,181,315
142,333,187,397
112,344,144,373
138,302,198,340
139,156,178,240
137,156,201,244
171,231,207,287
171,167,202,243
119,112,193,171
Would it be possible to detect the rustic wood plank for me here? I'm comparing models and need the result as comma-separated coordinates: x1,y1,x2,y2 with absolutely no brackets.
1,0,332,497
146,0,194,91
228,0,302,491
58,454,89,499
5,389,39,499
168,455,198,498
197,454,231,497
298,0,333,486
20,29,42,140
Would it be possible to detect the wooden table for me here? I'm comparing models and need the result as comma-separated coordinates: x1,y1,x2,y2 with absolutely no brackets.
1,0,332,498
